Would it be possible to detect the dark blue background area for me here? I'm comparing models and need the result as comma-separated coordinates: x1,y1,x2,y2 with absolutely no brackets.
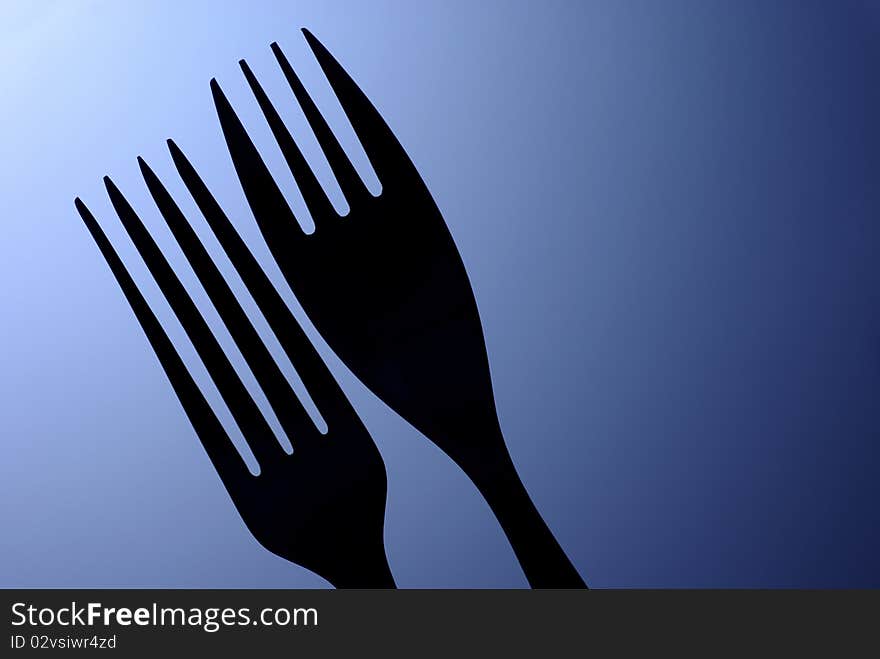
1,0,877,587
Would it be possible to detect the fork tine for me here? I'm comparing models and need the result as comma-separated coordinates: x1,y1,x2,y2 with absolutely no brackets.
103,176,284,468
211,79,307,253
270,41,370,207
301,28,415,190
239,59,337,227
167,139,357,426
138,157,319,449
75,198,247,490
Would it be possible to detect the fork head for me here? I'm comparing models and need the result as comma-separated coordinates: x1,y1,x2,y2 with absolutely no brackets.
75,166,393,587
212,30,504,474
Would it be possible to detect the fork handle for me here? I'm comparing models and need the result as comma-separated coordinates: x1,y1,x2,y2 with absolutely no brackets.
467,443,587,589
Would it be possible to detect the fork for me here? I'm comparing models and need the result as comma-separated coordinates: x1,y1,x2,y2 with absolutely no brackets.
74,164,395,588
209,29,586,587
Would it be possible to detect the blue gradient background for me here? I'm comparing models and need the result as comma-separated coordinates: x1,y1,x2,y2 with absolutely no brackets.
1,1,878,587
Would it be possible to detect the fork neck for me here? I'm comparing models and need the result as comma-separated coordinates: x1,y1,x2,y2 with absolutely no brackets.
450,419,588,589
326,546,397,590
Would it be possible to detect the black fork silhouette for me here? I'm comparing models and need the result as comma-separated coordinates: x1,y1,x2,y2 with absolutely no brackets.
75,160,395,588
208,29,586,587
